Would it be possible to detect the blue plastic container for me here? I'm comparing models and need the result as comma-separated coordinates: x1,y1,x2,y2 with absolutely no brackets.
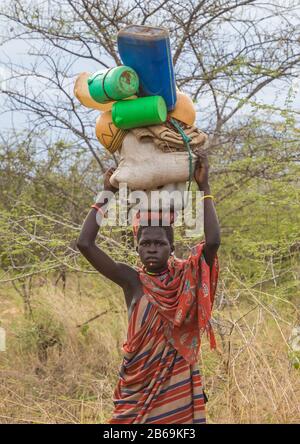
117,25,177,111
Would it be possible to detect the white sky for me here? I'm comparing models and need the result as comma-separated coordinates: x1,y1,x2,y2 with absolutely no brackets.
0,2,299,134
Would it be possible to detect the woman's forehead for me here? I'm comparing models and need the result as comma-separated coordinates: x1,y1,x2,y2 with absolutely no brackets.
139,227,168,242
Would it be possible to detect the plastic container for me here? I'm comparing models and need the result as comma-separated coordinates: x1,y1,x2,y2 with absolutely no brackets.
169,91,196,126
95,111,127,153
117,25,177,111
74,72,114,111
112,96,167,129
88,66,139,103
74,71,138,110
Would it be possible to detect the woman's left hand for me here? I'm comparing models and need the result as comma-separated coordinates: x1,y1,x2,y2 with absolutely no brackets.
103,167,118,193
194,148,209,189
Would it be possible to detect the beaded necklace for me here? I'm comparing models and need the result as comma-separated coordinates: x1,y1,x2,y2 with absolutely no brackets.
142,266,169,276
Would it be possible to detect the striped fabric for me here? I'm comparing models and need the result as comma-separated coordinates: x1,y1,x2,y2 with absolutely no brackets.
108,242,219,424
109,294,206,424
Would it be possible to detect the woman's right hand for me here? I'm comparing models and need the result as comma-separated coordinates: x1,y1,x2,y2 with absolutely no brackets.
103,167,118,193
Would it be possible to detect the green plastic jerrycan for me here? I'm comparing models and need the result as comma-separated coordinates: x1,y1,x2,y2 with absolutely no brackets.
88,66,139,103
112,96,167,129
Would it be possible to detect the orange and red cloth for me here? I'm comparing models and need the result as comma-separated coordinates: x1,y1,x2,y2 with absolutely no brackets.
139,240,219,364
108,240,219,423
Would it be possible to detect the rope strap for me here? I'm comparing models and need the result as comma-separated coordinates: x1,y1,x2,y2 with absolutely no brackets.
102,68,115,101
169,118,193,192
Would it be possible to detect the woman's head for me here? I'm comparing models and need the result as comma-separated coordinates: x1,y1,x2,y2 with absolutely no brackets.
136,225,174,272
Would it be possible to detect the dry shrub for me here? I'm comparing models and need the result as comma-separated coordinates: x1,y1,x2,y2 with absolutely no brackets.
0,274,127,423
0,271,299,423
202,270,300,424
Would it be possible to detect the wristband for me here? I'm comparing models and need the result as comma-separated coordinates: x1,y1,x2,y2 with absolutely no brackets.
201,194,214,201
91,204,106,217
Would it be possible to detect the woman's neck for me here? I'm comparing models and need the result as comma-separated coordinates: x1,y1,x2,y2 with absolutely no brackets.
142,266,169,276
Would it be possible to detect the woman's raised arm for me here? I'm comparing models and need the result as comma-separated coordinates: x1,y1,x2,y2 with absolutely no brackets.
76,168,134,288
194,149,221,268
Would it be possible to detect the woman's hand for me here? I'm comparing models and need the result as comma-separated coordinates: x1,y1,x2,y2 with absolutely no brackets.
194,148,209,190
103,167,118,193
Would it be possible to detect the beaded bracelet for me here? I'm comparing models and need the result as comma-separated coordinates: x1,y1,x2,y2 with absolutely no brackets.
91,204,106,217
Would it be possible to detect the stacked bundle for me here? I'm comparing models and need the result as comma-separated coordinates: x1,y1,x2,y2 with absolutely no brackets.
74,25,208,210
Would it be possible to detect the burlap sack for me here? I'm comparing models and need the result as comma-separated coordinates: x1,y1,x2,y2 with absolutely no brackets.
109,132,197,190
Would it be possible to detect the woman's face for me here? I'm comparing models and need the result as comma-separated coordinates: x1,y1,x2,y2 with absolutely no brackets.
137,227,173,272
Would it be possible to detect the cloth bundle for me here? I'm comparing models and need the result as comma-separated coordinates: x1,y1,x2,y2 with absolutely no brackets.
131,120,208,153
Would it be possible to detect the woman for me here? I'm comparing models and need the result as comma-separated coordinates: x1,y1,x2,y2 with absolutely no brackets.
77,149,221,424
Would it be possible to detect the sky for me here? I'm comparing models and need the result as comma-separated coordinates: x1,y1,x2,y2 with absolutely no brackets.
0,2,299,136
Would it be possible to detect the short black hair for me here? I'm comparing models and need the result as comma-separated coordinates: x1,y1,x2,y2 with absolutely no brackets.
136,225,174,246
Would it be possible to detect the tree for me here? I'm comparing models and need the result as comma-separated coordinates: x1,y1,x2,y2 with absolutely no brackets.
1,0,299,158
0,0,299,293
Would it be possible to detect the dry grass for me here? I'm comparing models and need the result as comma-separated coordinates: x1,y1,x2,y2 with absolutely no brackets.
0,272,299,424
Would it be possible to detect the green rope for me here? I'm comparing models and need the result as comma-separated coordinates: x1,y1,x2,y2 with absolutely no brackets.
169,118,193,192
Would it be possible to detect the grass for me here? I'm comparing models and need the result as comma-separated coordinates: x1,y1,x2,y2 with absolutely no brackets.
0,271,299,424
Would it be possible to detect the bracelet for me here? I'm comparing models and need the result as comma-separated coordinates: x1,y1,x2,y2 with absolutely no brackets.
201,194,214,201
91,204,106,217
